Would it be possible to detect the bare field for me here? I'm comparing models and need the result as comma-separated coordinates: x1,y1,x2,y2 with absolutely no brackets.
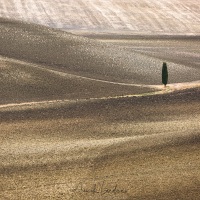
0,89,200,199
0,18,200,86
0,17,200,200
0,0,200,35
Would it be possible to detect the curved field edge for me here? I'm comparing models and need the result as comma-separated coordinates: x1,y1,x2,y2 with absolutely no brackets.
0,56,156,104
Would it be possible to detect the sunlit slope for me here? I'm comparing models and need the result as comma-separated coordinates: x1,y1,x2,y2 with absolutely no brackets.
0,0,199,34
0,18,200,85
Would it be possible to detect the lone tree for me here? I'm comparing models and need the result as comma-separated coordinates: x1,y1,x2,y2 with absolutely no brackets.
162,62,168,87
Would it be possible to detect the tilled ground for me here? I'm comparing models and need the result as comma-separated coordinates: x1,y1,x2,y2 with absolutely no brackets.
0,88,199,200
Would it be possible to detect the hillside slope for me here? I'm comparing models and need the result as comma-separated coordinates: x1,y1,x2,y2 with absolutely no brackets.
0,18,199,87
0,0,199,34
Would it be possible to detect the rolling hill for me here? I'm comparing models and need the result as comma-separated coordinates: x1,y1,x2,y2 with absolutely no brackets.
0,17,199,90
0,1,200,199
0,87,200,200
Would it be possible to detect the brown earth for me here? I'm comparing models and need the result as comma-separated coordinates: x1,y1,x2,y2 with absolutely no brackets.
0,18,199,200
0,88,200,200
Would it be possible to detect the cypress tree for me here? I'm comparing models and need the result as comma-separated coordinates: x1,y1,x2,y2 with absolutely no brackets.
162,62,168,86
